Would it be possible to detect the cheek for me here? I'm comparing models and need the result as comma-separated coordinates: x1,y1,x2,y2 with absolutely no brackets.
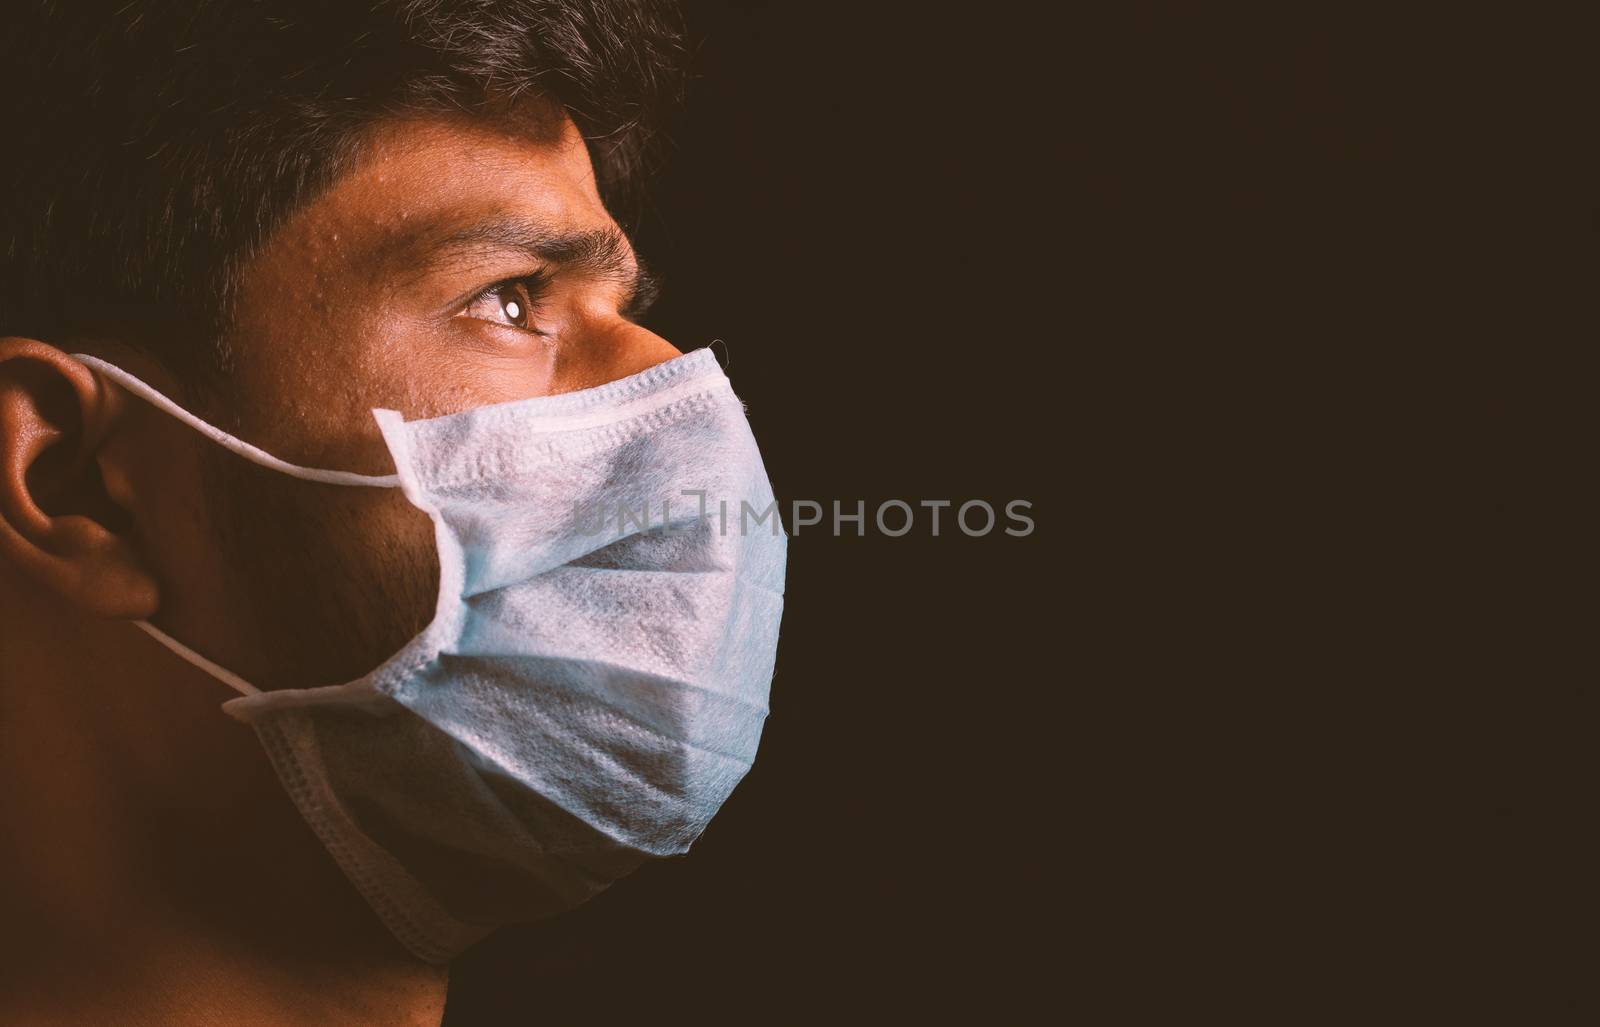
228,327,554,480
371,491,444,629
202,453,441,689
305,487,442,679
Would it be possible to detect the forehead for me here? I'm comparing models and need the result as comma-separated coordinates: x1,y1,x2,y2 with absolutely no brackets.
249,100,607,282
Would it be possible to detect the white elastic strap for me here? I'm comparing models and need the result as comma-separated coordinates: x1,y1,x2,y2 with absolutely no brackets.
134,619,260,697
72,354,402,488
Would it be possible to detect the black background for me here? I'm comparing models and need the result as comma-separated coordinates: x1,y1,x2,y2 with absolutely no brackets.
443,3,1572,1022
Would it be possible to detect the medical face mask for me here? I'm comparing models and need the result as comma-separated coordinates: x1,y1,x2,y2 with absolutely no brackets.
73,349,786,963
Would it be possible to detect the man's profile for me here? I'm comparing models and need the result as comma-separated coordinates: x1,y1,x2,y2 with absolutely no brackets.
0,3,784,1024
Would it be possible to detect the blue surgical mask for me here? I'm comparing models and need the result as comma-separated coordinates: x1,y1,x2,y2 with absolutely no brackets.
75,349,786,962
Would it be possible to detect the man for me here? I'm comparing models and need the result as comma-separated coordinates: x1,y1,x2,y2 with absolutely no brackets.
0,3,783,1024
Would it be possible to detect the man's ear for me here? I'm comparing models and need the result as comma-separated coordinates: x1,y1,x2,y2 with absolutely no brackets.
0,337,159,618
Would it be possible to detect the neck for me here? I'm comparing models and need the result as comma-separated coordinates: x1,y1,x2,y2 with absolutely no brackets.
0,580,447,1026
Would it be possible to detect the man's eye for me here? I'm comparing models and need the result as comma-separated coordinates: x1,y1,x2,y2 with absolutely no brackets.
462,271,551,332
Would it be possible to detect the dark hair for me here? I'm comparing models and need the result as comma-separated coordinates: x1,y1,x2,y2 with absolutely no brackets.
0,0,686,388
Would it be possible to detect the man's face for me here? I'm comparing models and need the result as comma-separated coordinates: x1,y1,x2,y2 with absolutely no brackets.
141,100,680,690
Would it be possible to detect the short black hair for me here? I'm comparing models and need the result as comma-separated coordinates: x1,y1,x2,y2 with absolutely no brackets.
0,0,686,388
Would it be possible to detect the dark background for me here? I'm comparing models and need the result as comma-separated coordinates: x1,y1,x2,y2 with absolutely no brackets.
444,3,1569,1021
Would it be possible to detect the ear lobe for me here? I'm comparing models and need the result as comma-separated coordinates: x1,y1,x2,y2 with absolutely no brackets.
0,337,159,618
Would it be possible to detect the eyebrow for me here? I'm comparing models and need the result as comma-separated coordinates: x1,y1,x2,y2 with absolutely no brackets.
382,211,657,311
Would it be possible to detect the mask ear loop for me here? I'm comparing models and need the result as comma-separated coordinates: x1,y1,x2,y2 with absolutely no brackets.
135,621,261,697
71,354,402,488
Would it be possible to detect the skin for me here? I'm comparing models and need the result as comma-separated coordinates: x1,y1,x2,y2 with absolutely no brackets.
0,97,679,1025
